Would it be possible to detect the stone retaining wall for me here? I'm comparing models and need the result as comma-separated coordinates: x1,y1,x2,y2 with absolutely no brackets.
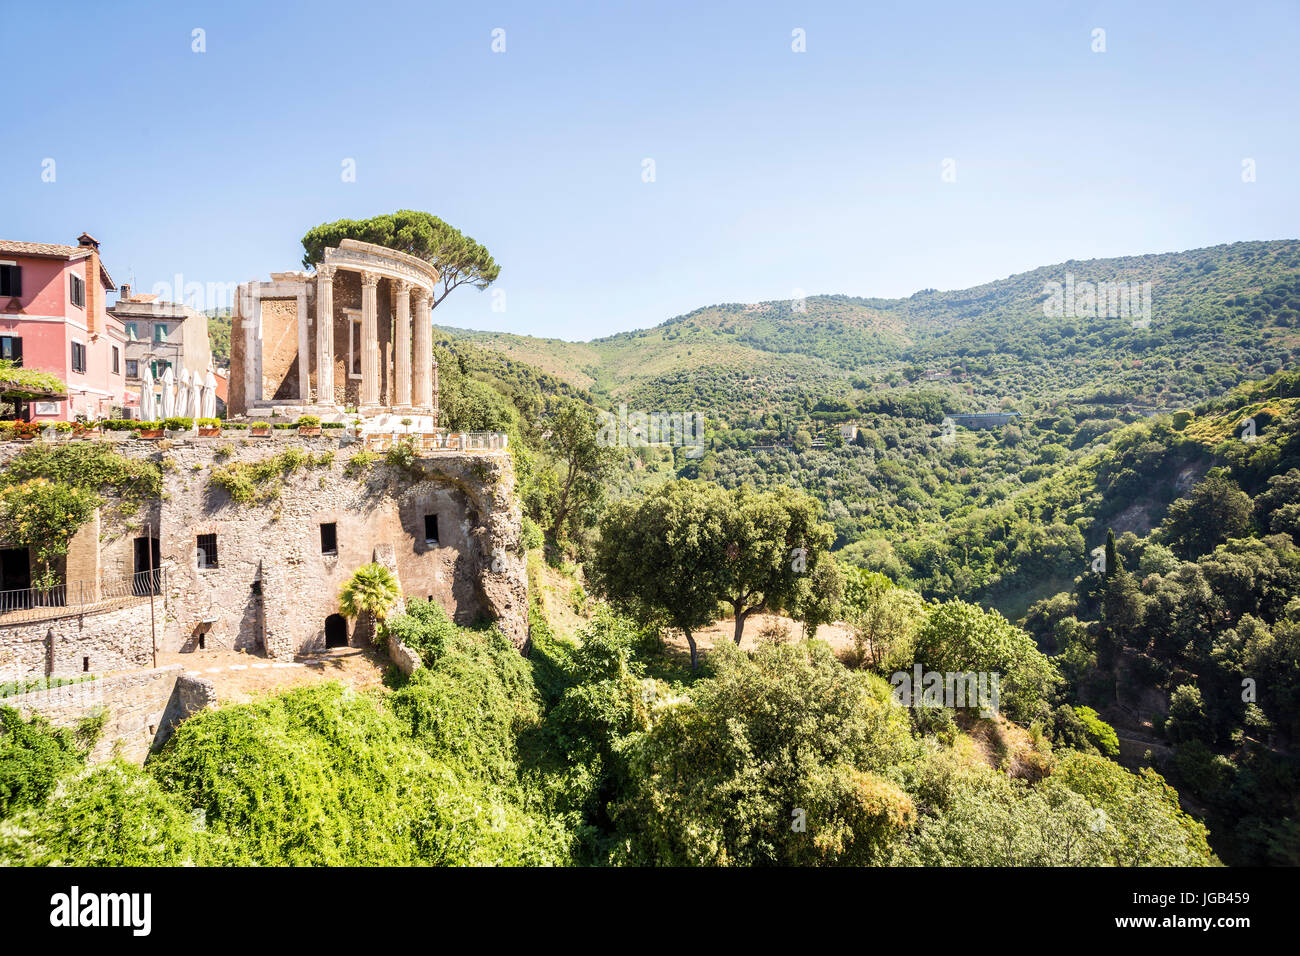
3,665,216,764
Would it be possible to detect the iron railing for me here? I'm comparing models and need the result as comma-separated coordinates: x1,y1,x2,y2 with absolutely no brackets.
0,569,164,625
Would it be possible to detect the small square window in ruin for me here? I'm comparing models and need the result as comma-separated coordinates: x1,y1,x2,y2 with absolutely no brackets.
424,514,439,544
197,533,218,569
320,522,338,555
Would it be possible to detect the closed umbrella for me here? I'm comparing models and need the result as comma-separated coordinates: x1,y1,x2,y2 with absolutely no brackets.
202,370,218,418
175,367,191,418
189,374,203,422
139,363,157,420
160,365,175,419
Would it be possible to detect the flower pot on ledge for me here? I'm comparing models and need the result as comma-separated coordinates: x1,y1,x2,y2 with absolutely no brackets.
138,428,163,440
198,426,222,437
297,426,322,437
250,424,272,437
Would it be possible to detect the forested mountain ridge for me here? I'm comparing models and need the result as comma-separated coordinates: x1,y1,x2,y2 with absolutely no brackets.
446,239,1300,418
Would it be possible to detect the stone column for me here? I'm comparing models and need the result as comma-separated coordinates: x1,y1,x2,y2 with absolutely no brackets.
393,279,412,408
360,271,380,408
431,356,440,425
412,287,433,411
296,286,309,401
315,265,335,405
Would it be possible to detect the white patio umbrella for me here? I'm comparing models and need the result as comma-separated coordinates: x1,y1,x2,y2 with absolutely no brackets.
189,373,203,422
201,370,218,418
138,363,157,420
159,365,176,418
175,367,192,418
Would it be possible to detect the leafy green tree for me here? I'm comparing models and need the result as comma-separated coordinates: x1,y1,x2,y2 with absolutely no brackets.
911,600,1061,722
614,641,916,865
1103,528,1119,579
0,708,93,819
301,210,500,308
591,480,729,669
542,399,617,546
1160,471,1254,559
0,478,98,590
790,551,842,639
338,562,401,644
1166,684,1209,743
594,480,834,652
842,568,926,670
715,485,832,644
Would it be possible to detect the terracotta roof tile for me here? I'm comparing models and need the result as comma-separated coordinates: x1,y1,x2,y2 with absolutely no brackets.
0,238,115,290
0,239,84,258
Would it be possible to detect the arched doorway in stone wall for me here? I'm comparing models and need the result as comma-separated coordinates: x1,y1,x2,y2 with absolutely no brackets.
324,614,349,649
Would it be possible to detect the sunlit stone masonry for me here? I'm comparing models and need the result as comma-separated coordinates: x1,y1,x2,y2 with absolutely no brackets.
229,239,440,427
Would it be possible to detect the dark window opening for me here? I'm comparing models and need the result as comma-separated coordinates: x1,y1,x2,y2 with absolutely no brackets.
0,264,21,298
111,345,120,374
132,536,160,594
1,547,30,591
82,657,89,673
325,613,348,649
70,341,86,373
69,273,85,308
424,514,439,544
197,533,218,569
198,634,205,650
320,522,338,555
125,359,138,378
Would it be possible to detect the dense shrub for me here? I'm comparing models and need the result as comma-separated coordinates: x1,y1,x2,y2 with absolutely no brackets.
0,708,94,819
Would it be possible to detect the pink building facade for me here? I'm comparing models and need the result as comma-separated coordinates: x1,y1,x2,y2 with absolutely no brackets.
0,233,133,421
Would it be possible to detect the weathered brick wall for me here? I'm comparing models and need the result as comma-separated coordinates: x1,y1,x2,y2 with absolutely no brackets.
0,599,159,680
4,664,214,764
261,297,300,400
229,315,248,415
332,270,361,407
64,508,100,600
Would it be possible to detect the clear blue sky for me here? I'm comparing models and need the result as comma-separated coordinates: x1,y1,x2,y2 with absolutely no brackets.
3,0,1296,340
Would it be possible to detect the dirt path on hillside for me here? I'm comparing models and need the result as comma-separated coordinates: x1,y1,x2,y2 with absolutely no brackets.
658,612,857,664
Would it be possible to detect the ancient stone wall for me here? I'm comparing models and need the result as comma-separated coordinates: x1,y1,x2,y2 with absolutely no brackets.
4,664,215,764
261,297,300,400
0,600,159,680
0,436,528,674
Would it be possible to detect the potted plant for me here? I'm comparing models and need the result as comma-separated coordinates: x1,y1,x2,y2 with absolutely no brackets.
163,416,195,436
197,417,222,437
137,420,164,439
249,421,273,437
71,419,100,438
296,414,322,436
11,421,41,441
